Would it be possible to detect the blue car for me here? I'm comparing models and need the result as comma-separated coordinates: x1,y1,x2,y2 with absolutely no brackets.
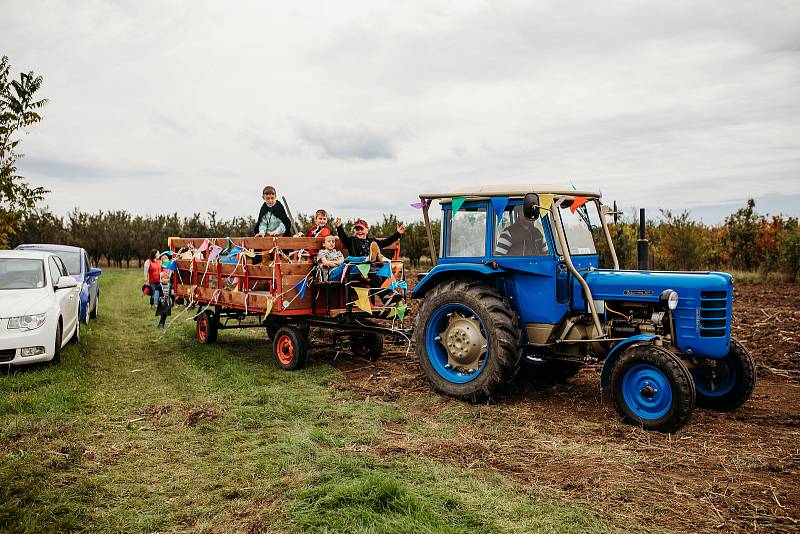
15,244,101,323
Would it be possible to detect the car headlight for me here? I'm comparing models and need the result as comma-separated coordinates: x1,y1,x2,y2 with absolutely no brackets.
660,289,679,311
8,313,47,331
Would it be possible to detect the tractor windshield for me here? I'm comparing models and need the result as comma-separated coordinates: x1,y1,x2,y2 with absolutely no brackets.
555,200,601,256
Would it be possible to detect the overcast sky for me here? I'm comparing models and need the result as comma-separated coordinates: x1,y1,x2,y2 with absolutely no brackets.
3,1,799,225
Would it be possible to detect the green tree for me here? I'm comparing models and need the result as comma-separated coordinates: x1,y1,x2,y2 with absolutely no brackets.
0,55,48,247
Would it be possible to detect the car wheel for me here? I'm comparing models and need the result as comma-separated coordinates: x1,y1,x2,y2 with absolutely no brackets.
70,315,80,344
90,293,99,319
52,320,63,364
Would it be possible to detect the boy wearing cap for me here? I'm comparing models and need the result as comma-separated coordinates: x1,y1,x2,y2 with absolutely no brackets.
334,217,405,260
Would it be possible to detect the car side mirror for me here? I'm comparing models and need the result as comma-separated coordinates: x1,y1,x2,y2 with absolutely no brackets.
56,276,78,290
523,193,541,220
88,267,102,277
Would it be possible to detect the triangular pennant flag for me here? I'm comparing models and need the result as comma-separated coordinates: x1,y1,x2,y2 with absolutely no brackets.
376,263,392,279
356,263,371,278
197,239,210,252
164,260,178,271
539,194,553,211
294,278,307,299
395,302,407,321
207,245,223,262
490,196,509,222
353,287,372,312
263,297,274,319
451,197,466,217
570,196,588,213
410,199,431,209
381,275,394,289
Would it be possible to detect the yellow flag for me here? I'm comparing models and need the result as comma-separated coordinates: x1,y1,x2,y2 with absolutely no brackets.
539,194,553,211
354,287,372,313
263,297,274,319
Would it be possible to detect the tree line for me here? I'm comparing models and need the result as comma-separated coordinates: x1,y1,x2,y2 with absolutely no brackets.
6,199,799,281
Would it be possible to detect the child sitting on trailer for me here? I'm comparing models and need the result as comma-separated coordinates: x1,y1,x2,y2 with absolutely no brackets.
155,270,175,329
303,209,333,261
316,235,345,282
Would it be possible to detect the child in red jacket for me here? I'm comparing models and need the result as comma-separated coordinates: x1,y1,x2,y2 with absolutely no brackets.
304,209,332,260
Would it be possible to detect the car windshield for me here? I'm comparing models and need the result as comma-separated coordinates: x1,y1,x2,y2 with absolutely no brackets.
556,200,601,255
39,250,81,274
0,258,47,290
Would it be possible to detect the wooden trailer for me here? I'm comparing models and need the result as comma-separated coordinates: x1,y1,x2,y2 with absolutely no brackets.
167,236,409,369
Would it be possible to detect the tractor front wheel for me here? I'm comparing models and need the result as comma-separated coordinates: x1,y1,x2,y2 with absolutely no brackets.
414,279,521,403
272,326,307,371
196,311,218,344
610,344,695,432
691,338,755,411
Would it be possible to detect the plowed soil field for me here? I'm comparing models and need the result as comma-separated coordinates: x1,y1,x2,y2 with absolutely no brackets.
321,283,800,532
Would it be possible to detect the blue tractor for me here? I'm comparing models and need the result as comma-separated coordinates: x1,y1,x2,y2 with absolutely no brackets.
411,185,755,432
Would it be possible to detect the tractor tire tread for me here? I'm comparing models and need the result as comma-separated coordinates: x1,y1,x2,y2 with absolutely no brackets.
415,279,521,403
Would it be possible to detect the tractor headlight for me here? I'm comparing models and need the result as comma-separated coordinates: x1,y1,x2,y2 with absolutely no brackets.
660,290,679,311
8,313,47,331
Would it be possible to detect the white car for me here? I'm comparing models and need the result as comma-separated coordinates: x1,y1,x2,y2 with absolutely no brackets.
0,250,81,366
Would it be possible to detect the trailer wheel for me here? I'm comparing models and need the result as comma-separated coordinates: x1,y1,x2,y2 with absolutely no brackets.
610,345,695,432
415,279,521,403
350,333,384,361
196,311,218,344
691,338,755,411
273,326,307,371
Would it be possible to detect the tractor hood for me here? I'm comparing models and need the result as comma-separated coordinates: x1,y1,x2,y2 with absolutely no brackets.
584,269,733,359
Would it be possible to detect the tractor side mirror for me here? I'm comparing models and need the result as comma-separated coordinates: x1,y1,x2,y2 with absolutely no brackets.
523,193,541,220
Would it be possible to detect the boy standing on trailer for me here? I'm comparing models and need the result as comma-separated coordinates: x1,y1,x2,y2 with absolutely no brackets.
253,185,293,237
155,270,174,329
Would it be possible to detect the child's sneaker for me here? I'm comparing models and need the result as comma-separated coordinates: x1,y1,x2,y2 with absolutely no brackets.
368,242,390,263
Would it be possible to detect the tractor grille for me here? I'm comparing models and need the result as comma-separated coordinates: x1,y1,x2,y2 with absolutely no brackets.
699,290,728,337
0,349,15,362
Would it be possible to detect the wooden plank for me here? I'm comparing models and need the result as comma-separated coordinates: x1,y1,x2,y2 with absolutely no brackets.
170,236,339,250
174,259,275,279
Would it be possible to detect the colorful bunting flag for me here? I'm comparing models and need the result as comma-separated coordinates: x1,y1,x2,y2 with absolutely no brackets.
395,302,407,320
376,263,392,279
570,196,588,213
538,194,553,211
490,196,509,222
381,276,394,289
410,199,431,209
163,260,178,271
207,245,223,262
356,263,371,278
197,239,210,252
293,278,307,299
353,287,372,313
263,297,274,319
451,197,466,217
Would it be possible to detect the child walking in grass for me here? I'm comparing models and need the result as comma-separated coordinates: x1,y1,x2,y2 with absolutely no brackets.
155,271,174,329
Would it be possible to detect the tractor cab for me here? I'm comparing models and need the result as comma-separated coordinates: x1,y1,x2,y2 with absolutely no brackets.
411,184,754,432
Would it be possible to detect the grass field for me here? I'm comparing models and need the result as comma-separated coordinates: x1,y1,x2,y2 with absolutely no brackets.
0,269,618,533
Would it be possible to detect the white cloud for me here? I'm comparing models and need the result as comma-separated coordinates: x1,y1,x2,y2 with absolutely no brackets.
1,0,798,226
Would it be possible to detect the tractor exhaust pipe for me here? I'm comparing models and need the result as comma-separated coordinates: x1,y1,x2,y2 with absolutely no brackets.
637,208,649,270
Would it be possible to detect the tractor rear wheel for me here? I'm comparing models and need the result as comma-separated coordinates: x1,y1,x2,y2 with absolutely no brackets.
414,279,521,403
610,344,695,432
196,310,218,344
272,326,307,371
350,332,384,361
691,338,755,411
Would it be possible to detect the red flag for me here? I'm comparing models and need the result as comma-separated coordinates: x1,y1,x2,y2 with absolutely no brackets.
570,196,588,213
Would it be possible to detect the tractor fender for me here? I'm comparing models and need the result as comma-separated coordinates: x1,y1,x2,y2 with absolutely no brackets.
412,263,505,299
599,334,658,390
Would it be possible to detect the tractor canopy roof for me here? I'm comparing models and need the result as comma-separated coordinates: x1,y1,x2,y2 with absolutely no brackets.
419,183,601,203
